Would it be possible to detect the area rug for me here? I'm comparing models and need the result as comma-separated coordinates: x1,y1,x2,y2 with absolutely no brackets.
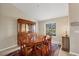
6,44,61,56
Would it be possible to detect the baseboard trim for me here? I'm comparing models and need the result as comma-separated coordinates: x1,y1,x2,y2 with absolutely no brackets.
70,52,79,56
0,44,18,52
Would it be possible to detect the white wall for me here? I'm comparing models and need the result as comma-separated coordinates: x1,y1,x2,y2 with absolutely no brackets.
69,4,79,55
0,4,38,51
0,15,17,50
38,16,69,44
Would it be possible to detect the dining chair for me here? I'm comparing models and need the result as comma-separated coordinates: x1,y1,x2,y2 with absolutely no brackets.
18,32,33,56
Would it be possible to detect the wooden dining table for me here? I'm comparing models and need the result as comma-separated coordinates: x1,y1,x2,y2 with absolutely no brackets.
18,32,51,56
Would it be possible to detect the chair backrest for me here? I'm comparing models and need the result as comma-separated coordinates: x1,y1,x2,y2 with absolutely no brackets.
43,35,52,54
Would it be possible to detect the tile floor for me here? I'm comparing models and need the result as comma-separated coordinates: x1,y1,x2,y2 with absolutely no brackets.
58,48,76,56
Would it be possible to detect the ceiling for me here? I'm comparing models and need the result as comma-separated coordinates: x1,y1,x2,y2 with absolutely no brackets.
13,3,68,21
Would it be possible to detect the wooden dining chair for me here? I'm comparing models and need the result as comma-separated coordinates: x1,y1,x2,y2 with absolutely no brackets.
35,42,50,56
42,35,52,55
34,42,44,56
18,32,33,56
